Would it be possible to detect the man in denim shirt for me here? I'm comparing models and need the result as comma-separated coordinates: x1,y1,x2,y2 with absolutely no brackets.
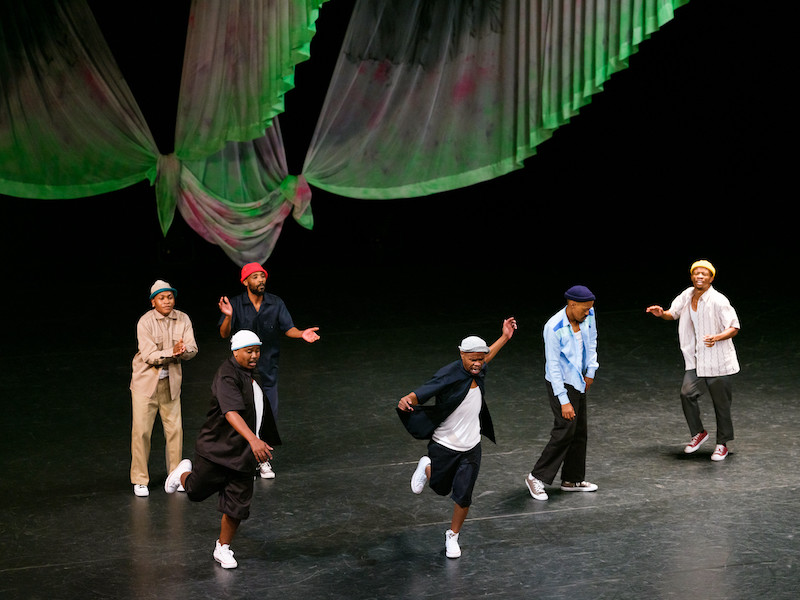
526,285,599,501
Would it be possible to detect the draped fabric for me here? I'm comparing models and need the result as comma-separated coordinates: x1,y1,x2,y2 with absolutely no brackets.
176,121,313,264
175,0,325,160
0,0,322,265
163,0,322,255
302,0,691,199
0,0,158,199
1,0,692,264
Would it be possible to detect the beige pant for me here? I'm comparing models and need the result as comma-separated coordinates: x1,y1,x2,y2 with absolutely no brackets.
130,378,183,485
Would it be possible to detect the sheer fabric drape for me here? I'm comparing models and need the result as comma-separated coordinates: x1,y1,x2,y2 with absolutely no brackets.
164,0,322,259
302,0,690,199
0,0,321,265
0,0,158,199
1,0,690,263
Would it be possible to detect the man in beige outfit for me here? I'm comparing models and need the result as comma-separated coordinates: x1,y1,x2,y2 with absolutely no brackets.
130,280,198,496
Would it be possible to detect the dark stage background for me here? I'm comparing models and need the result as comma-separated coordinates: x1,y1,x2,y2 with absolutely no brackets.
1,3,798,598
1,0,791,313
0,0,792,379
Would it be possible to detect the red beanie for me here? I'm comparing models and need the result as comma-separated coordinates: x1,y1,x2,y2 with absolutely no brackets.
240,263,267,283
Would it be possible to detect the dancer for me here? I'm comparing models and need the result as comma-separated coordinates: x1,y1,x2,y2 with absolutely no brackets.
397,317,517,558
218,262,319,479
129,279,197,497
646,260,740,460
165,330,280,569
525,285,599,501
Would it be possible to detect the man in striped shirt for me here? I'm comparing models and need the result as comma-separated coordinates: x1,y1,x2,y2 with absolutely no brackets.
646,260,741,461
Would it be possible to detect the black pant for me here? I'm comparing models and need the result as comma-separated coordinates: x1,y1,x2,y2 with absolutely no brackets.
680,369,734,445
532,383,588,485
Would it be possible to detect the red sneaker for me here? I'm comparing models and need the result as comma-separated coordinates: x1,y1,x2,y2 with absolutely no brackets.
684,430,709,454
711,444,729,461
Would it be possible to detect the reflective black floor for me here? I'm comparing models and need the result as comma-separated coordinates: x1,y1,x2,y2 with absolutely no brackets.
1,254,798,600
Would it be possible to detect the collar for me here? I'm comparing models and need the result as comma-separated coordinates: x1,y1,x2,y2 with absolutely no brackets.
227,356,257,378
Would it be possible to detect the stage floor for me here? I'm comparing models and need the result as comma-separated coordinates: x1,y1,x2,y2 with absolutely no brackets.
1,267,797,600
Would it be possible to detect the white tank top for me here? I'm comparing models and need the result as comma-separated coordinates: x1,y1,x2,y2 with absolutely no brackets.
432,384,482,451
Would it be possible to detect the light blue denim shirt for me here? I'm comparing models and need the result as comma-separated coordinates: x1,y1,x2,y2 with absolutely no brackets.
543,306,599,405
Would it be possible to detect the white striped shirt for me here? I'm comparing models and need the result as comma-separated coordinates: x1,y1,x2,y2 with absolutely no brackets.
669,286,740,377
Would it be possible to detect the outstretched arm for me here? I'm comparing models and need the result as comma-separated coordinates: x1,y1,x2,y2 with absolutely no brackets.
484,317,517,364
286,326,320,343
645,305,674,320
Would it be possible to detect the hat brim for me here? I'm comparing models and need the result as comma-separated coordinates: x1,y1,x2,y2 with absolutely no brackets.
149,287,177,300
459,346,490,353
231,342,263,351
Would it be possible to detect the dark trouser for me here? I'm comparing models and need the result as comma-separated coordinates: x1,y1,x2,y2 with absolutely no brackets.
532,383,588,485
427,441,482,508
260,384,279,420
185,455,255,521
680,369,734,445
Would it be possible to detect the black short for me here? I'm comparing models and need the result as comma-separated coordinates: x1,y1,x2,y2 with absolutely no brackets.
427,441,481,507
184,455,255,521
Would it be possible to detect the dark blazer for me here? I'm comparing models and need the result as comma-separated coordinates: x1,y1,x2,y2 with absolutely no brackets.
397,359,496,443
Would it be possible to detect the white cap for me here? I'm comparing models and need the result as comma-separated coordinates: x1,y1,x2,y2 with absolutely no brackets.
459,335,490,353
231,330,262,351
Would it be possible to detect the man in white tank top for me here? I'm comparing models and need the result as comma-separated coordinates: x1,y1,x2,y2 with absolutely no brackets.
397,317,517,559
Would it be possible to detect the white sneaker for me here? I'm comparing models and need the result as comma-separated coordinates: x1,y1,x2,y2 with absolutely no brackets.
411,456,431,494
133,484,149,497
165,459,192,494
525,474,548,500
445,529,461,558
259,461,276,479
214,540,238,569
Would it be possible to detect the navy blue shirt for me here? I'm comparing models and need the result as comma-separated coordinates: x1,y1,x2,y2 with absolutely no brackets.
221,292,294,387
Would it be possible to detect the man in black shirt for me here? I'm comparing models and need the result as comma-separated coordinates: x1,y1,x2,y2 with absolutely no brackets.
165,330,279,569
217,262,320,479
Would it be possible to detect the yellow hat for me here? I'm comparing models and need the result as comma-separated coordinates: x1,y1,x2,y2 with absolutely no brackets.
690,260,715,277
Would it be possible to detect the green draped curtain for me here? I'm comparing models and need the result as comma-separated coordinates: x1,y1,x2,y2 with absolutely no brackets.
0,0,324,265
0,0,158,199
1,0,691,263
302,0,691,199
162,0,324,260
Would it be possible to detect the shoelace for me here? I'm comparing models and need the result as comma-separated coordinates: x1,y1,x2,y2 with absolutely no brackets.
690,432,706,446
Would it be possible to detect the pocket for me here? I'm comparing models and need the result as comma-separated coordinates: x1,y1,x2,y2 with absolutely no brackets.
151,334,164,351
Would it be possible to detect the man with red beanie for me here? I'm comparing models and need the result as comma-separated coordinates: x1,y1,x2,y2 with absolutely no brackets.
218,263,320,479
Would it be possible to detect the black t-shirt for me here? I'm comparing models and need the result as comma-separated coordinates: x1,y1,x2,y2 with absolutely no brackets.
194,357,281,473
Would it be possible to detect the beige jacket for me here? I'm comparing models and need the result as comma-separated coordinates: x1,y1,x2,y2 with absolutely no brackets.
130,309,198,399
